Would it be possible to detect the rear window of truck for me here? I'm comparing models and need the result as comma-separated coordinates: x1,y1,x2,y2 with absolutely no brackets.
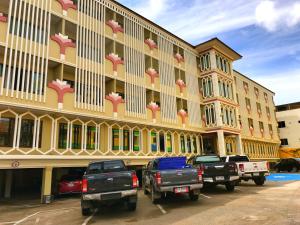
87,161,127,174
229,156,249,162
195,156,220,163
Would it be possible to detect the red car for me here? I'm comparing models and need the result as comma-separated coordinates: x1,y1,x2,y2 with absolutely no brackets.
58,174,83,195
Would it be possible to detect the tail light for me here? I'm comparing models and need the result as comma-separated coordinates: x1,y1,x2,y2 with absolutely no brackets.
82,178,88,193
155,172,162,185
200,164,205,172
266,162,270,171
132,172,139,188
239,164,244,172
197,169,203,182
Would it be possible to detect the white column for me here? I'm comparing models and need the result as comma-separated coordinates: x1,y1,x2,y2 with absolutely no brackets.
209,50,217,70
236,134,244,155
4,170,13,199
211,73,220,97
217,130,226,156
215,101,223,127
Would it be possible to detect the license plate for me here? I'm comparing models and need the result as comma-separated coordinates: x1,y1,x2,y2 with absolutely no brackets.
216,176,224,181
68,183,74,187
253,172,260,176
174,187,188,193
101,193,121,200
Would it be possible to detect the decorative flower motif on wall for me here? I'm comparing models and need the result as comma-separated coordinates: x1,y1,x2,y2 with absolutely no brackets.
178,109,188,125
243,83,249,94
260,128,264,137
267,112,271,120
105,92,125,117
106,53,124,75
176,79,186,95
174,53,184,64
50,33,76,60
246,104,251,113
257,108,262,117
144,38,157,51
255,89,259,98
270,130,273,139
147,101,160,123
146,68,159,86
0,13,7,22
56,0,77,16
249,126,254,136
48,79,74,110
264,93,268,103
106,20,124,37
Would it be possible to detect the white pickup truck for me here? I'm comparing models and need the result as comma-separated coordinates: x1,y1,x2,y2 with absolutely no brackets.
221,155,270,186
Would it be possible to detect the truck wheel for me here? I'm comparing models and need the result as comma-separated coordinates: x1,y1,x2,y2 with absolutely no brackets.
127,202,137,211
291,167,298,173
143,185,149,195
151,186,159,204
81,207,92,216
254,177,265,186
189,191,199,201
225,183,235,192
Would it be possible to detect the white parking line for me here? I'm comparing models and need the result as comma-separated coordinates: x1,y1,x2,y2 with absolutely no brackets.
82,209,98,225
14,212,40,225
0,207,80,225
199,194,212,199
35,217,40,224
156,204,167,214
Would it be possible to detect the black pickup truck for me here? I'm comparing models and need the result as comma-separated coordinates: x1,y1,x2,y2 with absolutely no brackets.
143,157,203,204
188,155,239,192
81,160,138,216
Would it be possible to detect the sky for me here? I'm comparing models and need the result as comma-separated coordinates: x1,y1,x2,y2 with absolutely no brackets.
117,0,300,105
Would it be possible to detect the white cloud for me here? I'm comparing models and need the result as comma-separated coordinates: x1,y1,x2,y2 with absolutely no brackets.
255,1,279,31
255,0,300,32
132,0,168,20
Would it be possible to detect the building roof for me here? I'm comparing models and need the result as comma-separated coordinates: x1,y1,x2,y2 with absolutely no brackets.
233,70,275,95
276,101,300,111
194,38,242,61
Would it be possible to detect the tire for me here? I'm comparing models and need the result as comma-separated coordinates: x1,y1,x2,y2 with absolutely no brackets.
254,177,265,186
143,185,149,195
151,186,159,204
225,183,235,192
127,202,137,211
291,167,298,173
189,191,199,201
81,207,92,216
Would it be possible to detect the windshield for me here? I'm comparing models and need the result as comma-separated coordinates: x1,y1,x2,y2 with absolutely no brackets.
87,161,127,174
195,155,220,163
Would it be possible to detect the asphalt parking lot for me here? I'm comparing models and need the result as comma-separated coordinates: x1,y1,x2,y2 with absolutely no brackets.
0,180,299,225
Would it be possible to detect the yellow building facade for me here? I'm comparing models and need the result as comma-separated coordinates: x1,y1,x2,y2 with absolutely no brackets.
0,0,279,201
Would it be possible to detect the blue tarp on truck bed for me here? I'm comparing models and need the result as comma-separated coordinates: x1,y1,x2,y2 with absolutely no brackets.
157,157,187,170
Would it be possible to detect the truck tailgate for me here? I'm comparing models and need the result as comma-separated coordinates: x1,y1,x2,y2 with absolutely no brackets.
203,162,237,177
241,161,268,173
160,168,199,186
86,171,133,194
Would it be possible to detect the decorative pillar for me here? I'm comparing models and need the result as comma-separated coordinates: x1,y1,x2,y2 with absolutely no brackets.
4,170,13,199
236,134,244,155
217,130,226,156
147,101,160,123
209,50,217,70
50,33,76,61
41,167,53,204
215,101,223,127
211,73,220,97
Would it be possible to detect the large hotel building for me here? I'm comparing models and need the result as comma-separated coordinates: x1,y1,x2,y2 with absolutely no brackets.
0,0,279,202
